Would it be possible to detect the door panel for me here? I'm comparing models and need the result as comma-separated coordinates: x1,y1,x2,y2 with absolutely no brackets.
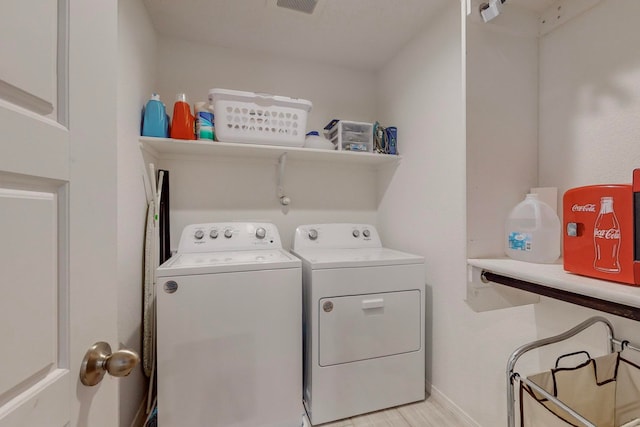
0,104,68,180
0,160,70,427
0,372,69,427
0,188,60,398
0,0,120,424
0,0,57,115
0,0,72,425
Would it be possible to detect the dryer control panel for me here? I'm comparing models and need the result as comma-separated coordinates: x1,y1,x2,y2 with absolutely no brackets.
177,222,283,253
292,223,382,250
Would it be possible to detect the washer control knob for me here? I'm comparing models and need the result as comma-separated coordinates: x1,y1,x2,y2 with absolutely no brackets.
255,227,266,239
224,229,233,239
308,229,318,241
209,229,219,239
194,230,204,240
352,230,360,238
363,229,371,238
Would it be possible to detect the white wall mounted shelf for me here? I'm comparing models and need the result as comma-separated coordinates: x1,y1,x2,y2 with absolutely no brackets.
467,258,640,321
139,137,401,166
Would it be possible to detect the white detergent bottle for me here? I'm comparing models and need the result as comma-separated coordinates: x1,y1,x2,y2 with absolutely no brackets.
505,193,561,264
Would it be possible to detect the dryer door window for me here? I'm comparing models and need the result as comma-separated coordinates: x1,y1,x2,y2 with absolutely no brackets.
318,290,421,367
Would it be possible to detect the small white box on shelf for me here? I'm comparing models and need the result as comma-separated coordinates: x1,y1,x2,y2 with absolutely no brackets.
208,88,312,147
323,120,373,152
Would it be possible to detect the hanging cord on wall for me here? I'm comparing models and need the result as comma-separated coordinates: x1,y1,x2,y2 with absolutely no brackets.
373,121,388,154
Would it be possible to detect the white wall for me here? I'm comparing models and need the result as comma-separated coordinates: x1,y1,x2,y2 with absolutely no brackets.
461,8,542,424
376,1,487,423
466,5,539,258
376,2,558,426
117,0,158,425
156,36,378,135
457,1,640,425
157,156,379,249
377,3,539,424
534,0,640,389
153,37,382,249
539,0,640,192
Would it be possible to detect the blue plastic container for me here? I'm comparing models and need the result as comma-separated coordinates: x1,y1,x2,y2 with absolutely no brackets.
385,126,397,155
142,93,169,138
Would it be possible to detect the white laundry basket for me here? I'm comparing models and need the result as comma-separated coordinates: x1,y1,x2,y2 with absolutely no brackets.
508,317,640,427
520,352,640,427
208,88,312,147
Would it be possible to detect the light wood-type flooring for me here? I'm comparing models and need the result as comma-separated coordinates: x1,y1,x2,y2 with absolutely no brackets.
310,395,473,427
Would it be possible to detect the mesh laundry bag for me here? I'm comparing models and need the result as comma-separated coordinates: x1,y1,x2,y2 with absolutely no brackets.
520,352,640,427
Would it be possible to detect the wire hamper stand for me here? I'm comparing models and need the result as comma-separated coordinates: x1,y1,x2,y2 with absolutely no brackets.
507,316,640,427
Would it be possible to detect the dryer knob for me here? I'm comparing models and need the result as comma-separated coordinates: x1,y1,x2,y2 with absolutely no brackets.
352,230,360,238
224,229,233,239
363,229,371,238
308,229,318,241
194,230,204,240
209,229,219,239
255,227,266,239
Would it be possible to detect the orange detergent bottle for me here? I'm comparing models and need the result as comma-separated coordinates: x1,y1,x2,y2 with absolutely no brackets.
170,93,195,140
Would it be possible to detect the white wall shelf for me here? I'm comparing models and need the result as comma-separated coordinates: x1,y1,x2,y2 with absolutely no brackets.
468,258,640,321
139,137,401,166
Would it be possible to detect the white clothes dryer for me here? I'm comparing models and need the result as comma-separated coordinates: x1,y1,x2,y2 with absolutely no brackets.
156,222,303,427
291,223,426,425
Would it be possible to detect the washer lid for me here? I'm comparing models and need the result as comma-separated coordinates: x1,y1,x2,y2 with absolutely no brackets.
290,247,424,269
156,249,300,277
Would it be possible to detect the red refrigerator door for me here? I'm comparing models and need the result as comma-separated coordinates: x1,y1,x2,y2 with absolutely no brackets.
563,184,637,285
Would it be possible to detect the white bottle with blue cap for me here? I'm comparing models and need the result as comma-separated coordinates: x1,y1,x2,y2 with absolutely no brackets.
505,193,561,264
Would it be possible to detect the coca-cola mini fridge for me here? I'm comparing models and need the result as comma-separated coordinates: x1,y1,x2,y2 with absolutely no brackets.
563,169,640,285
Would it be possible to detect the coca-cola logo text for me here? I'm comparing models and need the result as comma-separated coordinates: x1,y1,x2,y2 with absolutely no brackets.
594,228,621,239
572,203,596,212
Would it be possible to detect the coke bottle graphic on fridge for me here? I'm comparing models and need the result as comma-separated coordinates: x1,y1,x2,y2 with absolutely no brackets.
593,196,621,273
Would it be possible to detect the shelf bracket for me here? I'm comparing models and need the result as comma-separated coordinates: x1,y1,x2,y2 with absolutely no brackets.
277,152,290,207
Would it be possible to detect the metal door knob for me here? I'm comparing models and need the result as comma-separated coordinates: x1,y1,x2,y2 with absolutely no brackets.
80,342,140,386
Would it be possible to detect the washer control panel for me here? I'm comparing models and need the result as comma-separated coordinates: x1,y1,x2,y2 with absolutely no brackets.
178,222,283,253
293,223,382,250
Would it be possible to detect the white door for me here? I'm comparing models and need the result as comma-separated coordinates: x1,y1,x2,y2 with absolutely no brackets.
0,1,122,426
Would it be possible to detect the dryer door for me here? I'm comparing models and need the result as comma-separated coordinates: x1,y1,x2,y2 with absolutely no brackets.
318,290,421,366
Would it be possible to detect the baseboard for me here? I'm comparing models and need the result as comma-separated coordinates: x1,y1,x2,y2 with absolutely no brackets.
426,383,481,427
130,398,148,427
129,383,475,427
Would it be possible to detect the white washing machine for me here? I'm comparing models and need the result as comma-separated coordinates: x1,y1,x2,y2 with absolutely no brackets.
156,222,303,427
291,223,426,425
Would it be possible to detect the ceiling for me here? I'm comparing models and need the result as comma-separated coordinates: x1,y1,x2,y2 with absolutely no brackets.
143,0,557,71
